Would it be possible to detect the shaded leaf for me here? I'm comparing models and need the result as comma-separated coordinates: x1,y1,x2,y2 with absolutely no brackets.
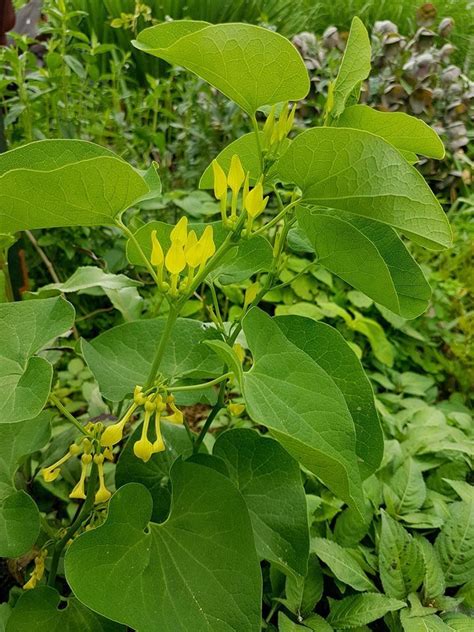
435,498,474,587
312,537,375,592
327,593,405,628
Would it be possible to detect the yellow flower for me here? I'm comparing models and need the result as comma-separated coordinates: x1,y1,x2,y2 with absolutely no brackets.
245,181,269,219
227,154,245,194
212,159,227,200
41,443,81,483
228,402,245,417
69,453,92,500
170,216,188,243
233,343,245,364
133,396,156,463
152,396,166,453
94,453,111,504
165,239,186,275
23,550,47,590
163,394,184,425
100,402,137,447
244,282,260,310
150,230,164,267
200,225,216,263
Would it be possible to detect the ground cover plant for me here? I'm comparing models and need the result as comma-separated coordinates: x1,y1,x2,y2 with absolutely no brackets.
0,15,472,631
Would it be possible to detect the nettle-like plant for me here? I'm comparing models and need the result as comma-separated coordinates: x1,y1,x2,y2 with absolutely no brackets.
0,18,454,631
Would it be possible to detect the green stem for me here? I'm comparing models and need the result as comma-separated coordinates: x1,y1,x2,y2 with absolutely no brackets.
50,394,91,437
253,198,300,235
171,373,232,392
193,379,227,454
115,217,160,285
47,464,98,587
144,305,179,389
251,114,264,171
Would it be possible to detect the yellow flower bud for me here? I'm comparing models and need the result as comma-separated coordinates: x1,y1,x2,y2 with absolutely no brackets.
170,216,188,243
134,385,147,406
212,159,227,200
151,230,164,267
165,239,186,275
263,105,276,147
245,182,269,219
163,397,184,425
228,402,245,417
227,154,245,194
244,282,260,310
133,437,154,462
199,225,216,262
94,453,111,504
286,103,296,134
69,453,92,500
233,343,245,364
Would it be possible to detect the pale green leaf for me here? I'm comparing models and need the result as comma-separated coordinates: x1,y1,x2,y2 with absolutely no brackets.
379,511,425,599
275,315,382,478
435,498,474,587
0,297,75,423
204,340,244,388
348,313,395,366
442,614,474,631
302,613,334,631
389,458,427,515
336,105,445,159
297,207,431,319
400,608,452,632
311,537,375,592
5,586,124,631
82,317,222,401
38,266,141,294
0,140,151,232
214,428,309,578
417,537,446,601
66,461,262,631
242,308,365,516
276,127,452,250
134,22,309,114
330,17,371,119
327,593,405,628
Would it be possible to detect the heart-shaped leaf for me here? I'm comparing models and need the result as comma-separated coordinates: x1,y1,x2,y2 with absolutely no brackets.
297,207,431,318
274,315,382,478
213,428,309,578
5,586,124,631
0,297,75,423
0,140,153,232
65,461,262,631
242,308,364,516
134,22,309,114
0,412,51,557
336,105,445,159
275,127,452,250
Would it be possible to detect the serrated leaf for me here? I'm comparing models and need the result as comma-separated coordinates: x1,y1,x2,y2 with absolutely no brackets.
242,308,365,516
0,297,75,423
312,537,375,591
435,498,474,587
214,429,309,579
66,461,262,631
284,554,323,617
0,412,51,557
275,315,382,478
388,458,427,515
336,105,445,159
276,127,452,250
327,593,405,628
329,17,371,119
5,586,124,632
134,22,309,114
82,317,222,401
400,608,452,631
0,140,151,232
442,614,474,631
417,537,446,601
297,207,431,319
302,613,334,631
379,512,425,599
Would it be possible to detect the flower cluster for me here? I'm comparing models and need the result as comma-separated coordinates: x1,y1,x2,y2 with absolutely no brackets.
151,216,215,297
262,102,296,155
101,385,184,463
41,428,113,504
212,154,269,233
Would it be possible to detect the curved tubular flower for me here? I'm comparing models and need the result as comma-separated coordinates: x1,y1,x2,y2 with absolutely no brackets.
41,443,81,483
69,453,92,500
94,453,111,504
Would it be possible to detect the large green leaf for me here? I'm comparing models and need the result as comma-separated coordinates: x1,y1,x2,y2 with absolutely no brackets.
311,537,375,591
6,586,124,632
37,266,141,294
115,422,193,522
417,537,446,601
0,140,153,232
329,17,371,119
336,105,445,159
297,207,431,319
435,498,474,587
327,593,405,629
385,458,427,515
275,127,452,250
134,22,309,114
400,608,452,632
0,297,75,423
82,317,222,401
66,461,262,631
213,428,309,578
379,511,424,599
242,308,364,516
0,412,51,557
274,315,382,478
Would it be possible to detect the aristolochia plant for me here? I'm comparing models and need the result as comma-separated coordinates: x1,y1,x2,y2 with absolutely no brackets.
0,17,452,631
